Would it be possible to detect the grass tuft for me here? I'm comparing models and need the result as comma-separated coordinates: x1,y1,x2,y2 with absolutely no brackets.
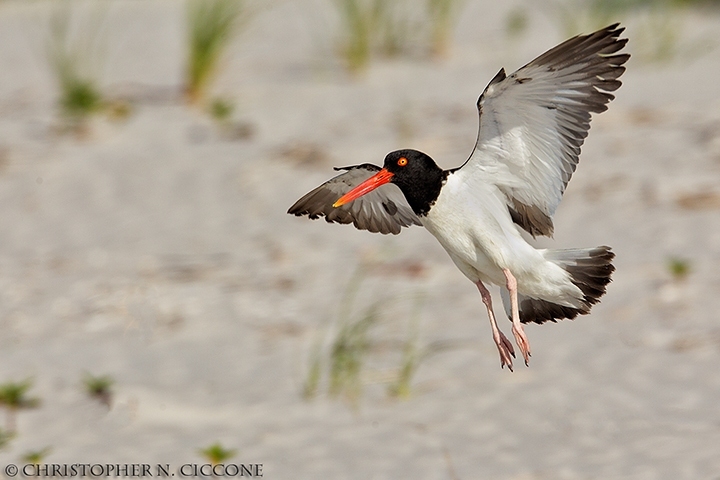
185,0,251,104
199,442,236,465
302,339,323,400
667,256,691,281
0,379,40,433
332,0,465,73
328,303,380,402
22,447,52,464
387,295,423,398
0,428,14,450
59,80,103,118
83,373,114,409
546,0,707,64
302,258,441,405
333,0,382,72
427,0,465,57
209,96,235,122
46,3,107,130
505,7,529,39
387,330,420,398
326,266,376,403
302,265,379,405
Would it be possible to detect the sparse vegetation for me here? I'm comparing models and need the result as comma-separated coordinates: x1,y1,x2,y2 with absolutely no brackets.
83,373,114,409
46,3,107,130
388,337,469,398
302,261,452,404
328,302,380,401
185,0,251,104
199,442,237,465
530,0,718,64
387,326,420,398
505,7,530,39
302,266,378,404
667,256,691,281
22,447,52,464
0,428,14,450
332,0,466,73
106,100,132,121
0,379,40,433
207,97,255,140
302,339,323,399
553,0,631,37
333,0,390,72
209,97,235,123
327,266,377,402
634,9,682,62
427,0,465,57
387,293,423,398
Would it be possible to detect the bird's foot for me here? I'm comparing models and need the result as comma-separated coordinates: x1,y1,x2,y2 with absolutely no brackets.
512,323,531,366
493,329,516,371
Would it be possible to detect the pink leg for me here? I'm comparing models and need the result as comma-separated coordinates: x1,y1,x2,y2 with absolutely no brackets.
503,268,531,366
476,281,515,371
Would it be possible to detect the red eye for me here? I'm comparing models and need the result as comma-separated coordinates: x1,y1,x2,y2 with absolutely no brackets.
397,157,408,166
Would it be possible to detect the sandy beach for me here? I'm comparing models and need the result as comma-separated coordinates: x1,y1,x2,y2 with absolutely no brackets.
1,0,720,478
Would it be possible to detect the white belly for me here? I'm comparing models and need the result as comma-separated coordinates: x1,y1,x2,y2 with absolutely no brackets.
420,174,571,299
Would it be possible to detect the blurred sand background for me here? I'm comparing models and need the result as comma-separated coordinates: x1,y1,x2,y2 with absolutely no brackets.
1,0,720,478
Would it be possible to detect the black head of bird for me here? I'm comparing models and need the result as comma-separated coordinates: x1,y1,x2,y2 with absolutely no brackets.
334,149,445,216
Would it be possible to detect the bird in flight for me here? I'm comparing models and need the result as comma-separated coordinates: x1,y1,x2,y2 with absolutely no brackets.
288,24,628,371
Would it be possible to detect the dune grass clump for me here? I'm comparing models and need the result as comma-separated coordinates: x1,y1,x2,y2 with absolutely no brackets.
552,0,693,62
505,7,530,39
554,0,631,37
303,262,440,404
332,0,465,73
386,294,425,398
199,442,236,466
387,327,420,398
208,96,255,140
209,97,235,123
333,0,388,72
302,266,379,404
185,0,251,105
83,373,114,409
326,267,377,403
667,257,691,281
58,78,103,118
302,340,323,399
427,0,465,57
328,303,380,401
46,5,107,130
0,428,13,450
22,447,52,464
0,379,40,433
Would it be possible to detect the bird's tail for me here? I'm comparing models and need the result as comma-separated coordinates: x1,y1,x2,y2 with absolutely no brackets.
510,246,615,325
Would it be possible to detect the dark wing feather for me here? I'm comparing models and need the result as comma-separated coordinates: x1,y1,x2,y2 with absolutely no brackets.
460,24,629,237
287,164,422,235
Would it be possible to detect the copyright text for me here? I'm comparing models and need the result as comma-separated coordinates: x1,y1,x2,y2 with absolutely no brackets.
3,463,263,478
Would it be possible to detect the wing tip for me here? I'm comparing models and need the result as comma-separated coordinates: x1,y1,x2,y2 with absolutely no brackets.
477,68,507,107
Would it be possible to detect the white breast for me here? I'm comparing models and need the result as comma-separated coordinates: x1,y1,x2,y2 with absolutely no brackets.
420,172,546,287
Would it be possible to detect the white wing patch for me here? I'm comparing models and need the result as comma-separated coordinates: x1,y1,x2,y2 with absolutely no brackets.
461,24,629,237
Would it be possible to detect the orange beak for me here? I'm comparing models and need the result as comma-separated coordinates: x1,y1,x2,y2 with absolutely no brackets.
333,168,394,207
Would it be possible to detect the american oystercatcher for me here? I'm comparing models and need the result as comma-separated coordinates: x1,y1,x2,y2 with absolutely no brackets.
288,24,628,370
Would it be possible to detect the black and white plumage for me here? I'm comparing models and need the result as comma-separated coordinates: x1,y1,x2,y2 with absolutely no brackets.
466,25,628,237
288,24,628,371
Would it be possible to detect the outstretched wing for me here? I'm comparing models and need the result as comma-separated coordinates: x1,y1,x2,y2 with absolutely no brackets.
287,164,422,235
460,24,629,237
